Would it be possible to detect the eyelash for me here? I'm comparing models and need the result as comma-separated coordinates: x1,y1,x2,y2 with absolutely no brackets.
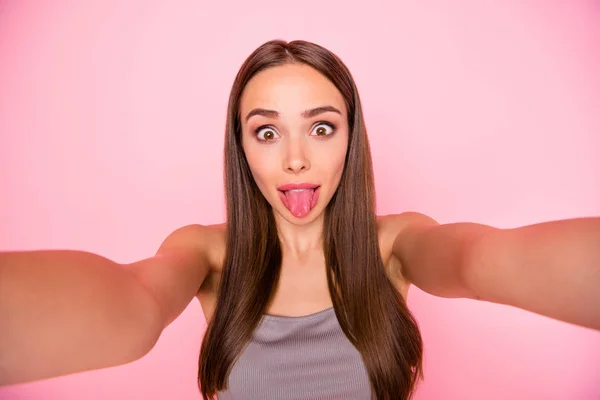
254,122,337,141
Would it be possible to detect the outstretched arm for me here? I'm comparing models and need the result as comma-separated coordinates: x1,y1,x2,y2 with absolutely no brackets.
391,212,600,330
0,224,213,386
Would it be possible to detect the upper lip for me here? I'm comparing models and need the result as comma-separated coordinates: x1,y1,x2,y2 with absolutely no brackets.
277,183,320,191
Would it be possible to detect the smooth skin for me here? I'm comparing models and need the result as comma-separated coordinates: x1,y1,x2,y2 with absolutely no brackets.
1,64,599,386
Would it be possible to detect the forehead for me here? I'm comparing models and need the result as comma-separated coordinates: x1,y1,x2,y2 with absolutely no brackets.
239,63,346,117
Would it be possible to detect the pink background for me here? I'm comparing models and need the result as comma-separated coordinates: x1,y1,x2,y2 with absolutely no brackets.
1,1,599,399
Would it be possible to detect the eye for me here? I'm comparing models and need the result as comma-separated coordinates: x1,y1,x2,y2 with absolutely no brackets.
255,126,280,141
310,122,335,137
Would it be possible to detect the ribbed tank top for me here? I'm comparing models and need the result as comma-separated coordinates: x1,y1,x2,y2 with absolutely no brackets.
216,306,373,400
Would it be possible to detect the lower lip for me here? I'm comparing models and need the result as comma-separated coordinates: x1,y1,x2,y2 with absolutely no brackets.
278,186,321,218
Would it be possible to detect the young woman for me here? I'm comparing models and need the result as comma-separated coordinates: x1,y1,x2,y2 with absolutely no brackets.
1,40,599,400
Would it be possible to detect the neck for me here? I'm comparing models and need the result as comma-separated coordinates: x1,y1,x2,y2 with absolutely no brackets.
274,210,325,260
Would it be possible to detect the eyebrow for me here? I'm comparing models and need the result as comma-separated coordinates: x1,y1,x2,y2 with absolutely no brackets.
244,105,342,122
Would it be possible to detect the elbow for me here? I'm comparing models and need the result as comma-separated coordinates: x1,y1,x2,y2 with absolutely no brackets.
98,277,165,369
460,226,498,302
460,240,481,300
139,300,164,358
122,282,165,363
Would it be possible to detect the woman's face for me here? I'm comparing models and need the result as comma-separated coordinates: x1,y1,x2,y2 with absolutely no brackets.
239,63,349,226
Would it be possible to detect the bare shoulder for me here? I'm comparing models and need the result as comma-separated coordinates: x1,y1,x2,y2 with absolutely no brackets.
376,212,439,299
159,224,227,322
376,212,437,250
159,223,226,273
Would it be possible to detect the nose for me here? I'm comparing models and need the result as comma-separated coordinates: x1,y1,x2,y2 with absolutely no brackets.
283,136,310,174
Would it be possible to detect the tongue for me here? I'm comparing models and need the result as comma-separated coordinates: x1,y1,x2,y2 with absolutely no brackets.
284,189,314,218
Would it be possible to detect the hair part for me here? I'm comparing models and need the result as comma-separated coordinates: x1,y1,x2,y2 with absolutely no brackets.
198,39,423,400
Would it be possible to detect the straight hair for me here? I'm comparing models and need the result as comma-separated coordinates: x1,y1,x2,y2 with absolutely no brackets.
199,39,423,400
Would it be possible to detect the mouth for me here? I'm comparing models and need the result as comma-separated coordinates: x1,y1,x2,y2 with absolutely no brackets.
277,183,321,218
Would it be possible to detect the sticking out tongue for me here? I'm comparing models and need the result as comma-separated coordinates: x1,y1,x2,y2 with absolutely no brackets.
280,189,317,218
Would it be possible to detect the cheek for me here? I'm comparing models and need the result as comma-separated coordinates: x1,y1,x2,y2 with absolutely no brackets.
320,135,348,180
244,146,276,190
330,152,347,184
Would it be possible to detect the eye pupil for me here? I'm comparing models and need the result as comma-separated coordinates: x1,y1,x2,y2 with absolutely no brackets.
317,127,326,135
265,130,274,139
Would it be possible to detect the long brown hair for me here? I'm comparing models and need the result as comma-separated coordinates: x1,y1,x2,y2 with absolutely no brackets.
198,39,423,400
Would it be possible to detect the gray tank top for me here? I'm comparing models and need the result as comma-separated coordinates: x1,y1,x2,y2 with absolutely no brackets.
216,306,373,399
